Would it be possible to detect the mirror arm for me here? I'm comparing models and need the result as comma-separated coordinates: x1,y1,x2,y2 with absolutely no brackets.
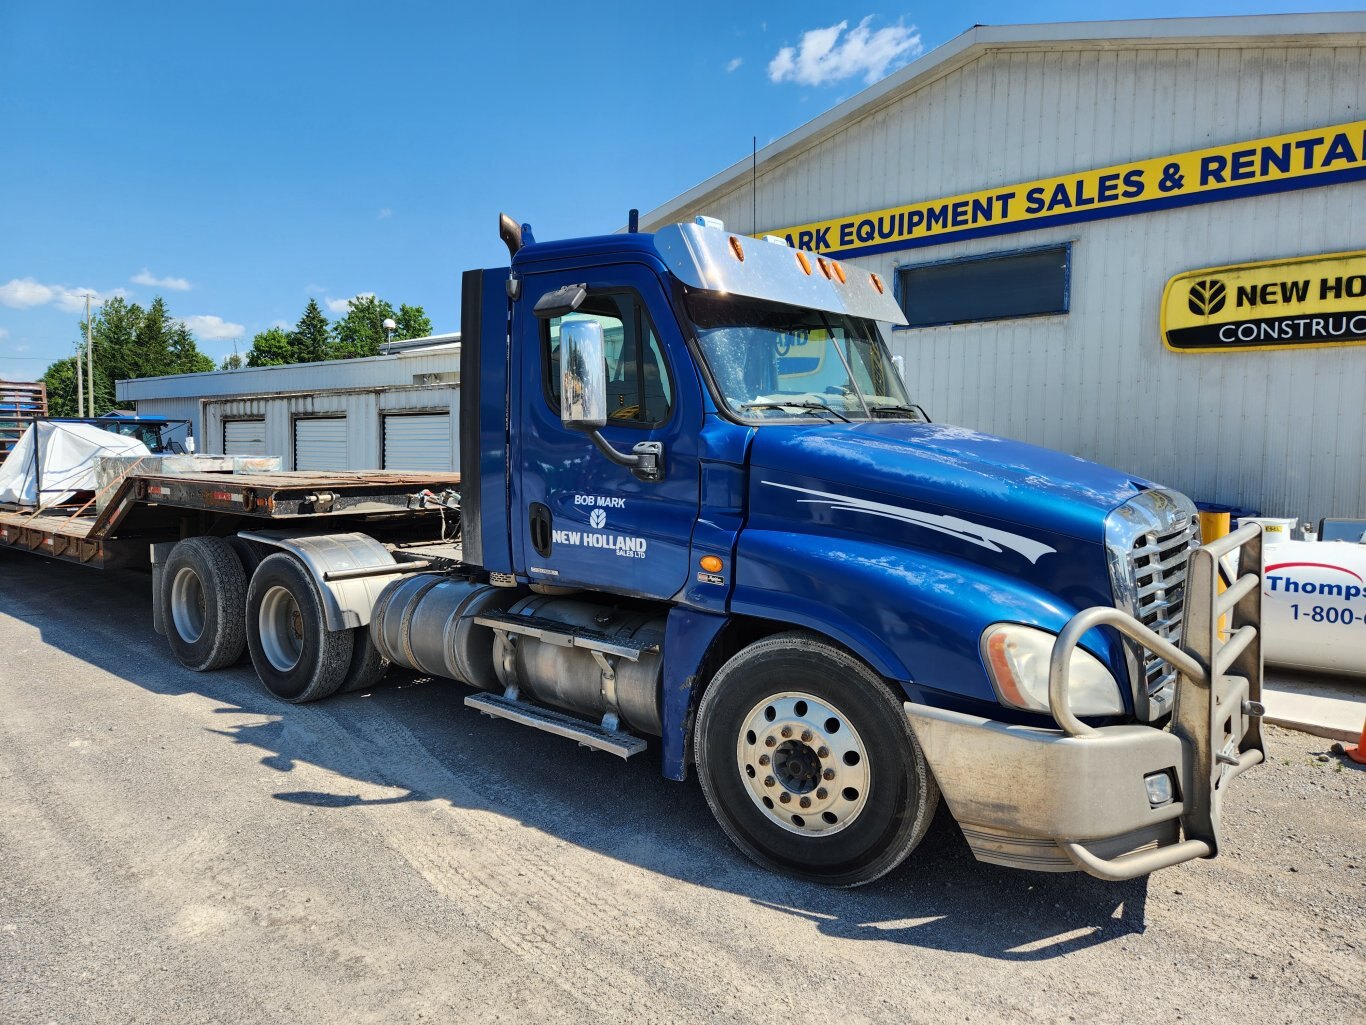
587,431,664,483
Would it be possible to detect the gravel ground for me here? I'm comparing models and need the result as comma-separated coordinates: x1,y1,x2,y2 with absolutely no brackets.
1,550,1362,1025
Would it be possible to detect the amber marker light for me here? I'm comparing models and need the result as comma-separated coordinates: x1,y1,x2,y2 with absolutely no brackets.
985,630,1030,710
816,257,832,279
870,273,885,294
795,251,812,275
728,235,745,262
831,260,846,283
700,555,724,573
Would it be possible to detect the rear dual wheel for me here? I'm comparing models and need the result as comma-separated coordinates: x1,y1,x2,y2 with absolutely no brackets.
694,631,939,887
162,537,247,671
246,553,354,704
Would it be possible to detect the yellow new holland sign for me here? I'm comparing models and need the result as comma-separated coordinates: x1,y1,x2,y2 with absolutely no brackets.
1162,251,1366,353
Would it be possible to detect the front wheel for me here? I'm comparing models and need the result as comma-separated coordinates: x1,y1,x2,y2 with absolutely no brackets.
694,631,938,887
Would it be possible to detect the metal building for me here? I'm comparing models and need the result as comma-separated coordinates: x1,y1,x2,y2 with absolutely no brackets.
639,14,1366,521
116,334,461,471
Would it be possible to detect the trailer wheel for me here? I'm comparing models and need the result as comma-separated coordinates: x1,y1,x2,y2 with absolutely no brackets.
338,626,391,694
693,631,938,887
245,553,353,703
161,537,248,672
226,535,269,577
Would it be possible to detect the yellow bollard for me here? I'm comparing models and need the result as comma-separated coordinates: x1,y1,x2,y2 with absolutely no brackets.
1199,511,1232,637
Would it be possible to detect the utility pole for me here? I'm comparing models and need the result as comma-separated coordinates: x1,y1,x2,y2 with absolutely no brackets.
76,340,84,417
84,294,95,417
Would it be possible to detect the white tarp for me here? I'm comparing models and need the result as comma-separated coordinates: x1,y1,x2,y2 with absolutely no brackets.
0,421,151,508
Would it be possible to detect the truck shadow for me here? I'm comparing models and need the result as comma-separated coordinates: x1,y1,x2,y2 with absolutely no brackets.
3,554,1147,962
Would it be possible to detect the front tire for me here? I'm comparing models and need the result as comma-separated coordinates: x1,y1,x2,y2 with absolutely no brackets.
694,631,938,887
245,553,353,703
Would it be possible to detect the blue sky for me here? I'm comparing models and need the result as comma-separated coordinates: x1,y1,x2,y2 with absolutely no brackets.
1,1,1360,374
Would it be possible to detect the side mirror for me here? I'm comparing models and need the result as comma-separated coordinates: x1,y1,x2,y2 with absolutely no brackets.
559,319,608,431
556,318,664,484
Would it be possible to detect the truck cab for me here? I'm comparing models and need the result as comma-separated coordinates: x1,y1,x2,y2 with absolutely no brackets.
437,215,1266,885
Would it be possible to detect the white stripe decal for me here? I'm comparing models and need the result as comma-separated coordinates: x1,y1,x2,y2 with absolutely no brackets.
762,481,1056,564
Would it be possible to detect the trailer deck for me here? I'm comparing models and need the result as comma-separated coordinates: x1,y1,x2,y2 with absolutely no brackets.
0,470,460,569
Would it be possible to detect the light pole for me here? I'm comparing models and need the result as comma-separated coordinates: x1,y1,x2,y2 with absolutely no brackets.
382,317,397,354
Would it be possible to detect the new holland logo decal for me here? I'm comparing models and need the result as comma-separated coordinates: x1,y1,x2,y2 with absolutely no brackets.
763,482,1056,564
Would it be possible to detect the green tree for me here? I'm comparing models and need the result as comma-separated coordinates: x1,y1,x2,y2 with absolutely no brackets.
168,320,215,375
290,299,331,363
41,356,81,417
220,352,245,371
245,327,294,367
395,303,432,341
40,295,220,416
330,294,395,360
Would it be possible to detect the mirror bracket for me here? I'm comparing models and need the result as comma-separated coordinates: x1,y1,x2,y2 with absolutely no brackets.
588,433,664,483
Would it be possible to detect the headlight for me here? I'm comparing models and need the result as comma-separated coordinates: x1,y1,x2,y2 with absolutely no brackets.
980,623,1124,717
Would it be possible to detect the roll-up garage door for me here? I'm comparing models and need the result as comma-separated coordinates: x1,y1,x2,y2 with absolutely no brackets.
223,419,266,456
382,413,451,471
293,416,348,471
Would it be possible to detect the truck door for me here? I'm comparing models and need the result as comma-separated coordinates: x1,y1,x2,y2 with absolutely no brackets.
513,265,702,599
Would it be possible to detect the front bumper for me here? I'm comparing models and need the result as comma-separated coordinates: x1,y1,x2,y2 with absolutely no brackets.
906,521,1266,881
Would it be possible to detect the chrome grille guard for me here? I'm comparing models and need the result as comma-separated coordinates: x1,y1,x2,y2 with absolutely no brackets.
1048,521,1265,880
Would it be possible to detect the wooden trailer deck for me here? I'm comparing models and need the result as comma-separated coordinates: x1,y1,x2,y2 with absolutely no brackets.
0,470,460,569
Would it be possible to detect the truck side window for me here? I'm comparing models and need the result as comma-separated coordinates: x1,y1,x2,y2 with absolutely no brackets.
543,292,673,427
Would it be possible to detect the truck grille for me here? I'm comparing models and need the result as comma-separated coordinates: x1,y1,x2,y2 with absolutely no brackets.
1129,520,1201,704
1104,490,1201,718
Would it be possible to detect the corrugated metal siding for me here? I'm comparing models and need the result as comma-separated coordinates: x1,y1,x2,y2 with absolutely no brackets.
658,42,1366,518
293,417,349,471
202,385,458,471
382,413,452,471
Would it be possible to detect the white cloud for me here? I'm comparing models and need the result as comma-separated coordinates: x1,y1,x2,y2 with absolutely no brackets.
1,278,130,312
270,319,291,330
377,207,392,220
179,314,244,340
0,327,7,339
15,343,30,352
55,286,126,313
131,268,192,291
768,17,922,86
0,278,56,308
726,57,743,73
305,283,327,294
326,292,374,315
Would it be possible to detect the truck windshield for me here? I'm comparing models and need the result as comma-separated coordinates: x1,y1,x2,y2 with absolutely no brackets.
683,290,918,423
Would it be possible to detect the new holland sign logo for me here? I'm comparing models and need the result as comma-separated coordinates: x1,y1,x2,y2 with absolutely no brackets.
1162,251,1366,353
766,120,1366,258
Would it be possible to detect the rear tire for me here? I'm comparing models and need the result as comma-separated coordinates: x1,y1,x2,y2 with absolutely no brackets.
245,553,353,703
161,537,247,672
338,626,391,694
694,631,939,887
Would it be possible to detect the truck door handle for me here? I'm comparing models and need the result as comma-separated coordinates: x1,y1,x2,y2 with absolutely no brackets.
529,502,553,558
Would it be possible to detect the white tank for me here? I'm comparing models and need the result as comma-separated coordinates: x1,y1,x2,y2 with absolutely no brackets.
1253,538,1366,677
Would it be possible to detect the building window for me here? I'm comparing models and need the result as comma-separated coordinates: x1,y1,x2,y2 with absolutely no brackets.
897,244,1070,328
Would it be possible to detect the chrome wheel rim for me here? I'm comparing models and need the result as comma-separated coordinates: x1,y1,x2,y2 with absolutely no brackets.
170,566,206,643
735,691,870,836
259,585,304,672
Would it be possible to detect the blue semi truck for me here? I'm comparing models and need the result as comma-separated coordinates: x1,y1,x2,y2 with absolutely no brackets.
10,214,1267,886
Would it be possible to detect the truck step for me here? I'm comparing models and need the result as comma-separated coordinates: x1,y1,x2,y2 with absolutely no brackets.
464,692,648,759
473,611,659,662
